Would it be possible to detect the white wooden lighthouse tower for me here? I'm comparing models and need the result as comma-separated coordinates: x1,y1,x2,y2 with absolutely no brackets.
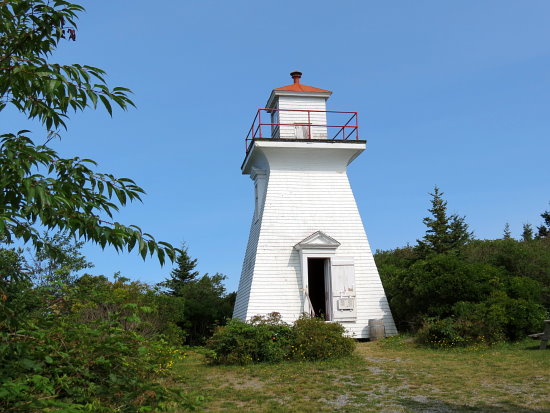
233,71,396,339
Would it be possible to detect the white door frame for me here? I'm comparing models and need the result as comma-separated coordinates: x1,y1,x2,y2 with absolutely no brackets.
294,231,341,317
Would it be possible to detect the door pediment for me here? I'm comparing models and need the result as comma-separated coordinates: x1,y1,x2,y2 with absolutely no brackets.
294,231,340,250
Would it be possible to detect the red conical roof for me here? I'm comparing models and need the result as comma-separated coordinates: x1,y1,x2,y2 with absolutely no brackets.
274,70,331,93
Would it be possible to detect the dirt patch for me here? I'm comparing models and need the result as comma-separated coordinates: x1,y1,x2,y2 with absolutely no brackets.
325,393,351,408
231,377,265,390
364,357,403,363
368,365,384,375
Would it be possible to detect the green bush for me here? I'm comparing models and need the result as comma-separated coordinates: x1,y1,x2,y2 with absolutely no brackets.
416,317,467,348
206,313,355,365
206,313,293,364
496,296,547,340
381,254,502,330
69,274,186,345
375,190,550,347
292,317,356,360
417,294,548,348
377,246,548,345
0,264,196,412
452,300,507,344
1,321,180,411
463,238,550,309
0,310,192,412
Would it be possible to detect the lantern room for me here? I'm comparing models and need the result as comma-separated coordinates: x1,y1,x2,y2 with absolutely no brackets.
245,71,359,152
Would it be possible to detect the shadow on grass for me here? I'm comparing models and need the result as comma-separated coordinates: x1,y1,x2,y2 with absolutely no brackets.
522,343,548,351
399,397,549,413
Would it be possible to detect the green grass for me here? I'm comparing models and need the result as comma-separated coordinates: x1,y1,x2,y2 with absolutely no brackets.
166,336,550,412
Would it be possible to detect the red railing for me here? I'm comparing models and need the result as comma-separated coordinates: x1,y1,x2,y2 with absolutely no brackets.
245,108,359,152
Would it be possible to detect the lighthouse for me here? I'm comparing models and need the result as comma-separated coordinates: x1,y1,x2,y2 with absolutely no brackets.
233,71,396,339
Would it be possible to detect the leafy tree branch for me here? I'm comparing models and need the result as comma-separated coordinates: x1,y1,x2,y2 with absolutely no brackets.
0,0,178,263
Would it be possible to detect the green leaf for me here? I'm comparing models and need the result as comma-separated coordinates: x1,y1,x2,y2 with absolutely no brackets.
99,94,113,116
20,358,41,371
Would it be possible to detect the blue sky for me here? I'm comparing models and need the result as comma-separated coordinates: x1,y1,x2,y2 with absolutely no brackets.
4,1,550,292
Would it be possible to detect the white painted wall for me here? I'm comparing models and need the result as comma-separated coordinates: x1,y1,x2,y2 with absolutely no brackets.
234,140,397,338
276,96,328,139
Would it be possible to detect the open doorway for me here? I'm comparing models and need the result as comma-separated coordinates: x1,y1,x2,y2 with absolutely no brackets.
307,258,330,320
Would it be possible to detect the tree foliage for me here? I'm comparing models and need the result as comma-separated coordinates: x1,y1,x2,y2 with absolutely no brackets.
503,222,511,240
415,186,472,257
0,131,177,263
0,3,194,409
0,250,193,411
537,210,550,239
160,243,199,295
27,230,93,286
0,0,133,129
0,0,177,263
179,273,235,345
0,246,35,330
522,223,534,242
160,247,235,345
463,238,550,310
376,187,549,346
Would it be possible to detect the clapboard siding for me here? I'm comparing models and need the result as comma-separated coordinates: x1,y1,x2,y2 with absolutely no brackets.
232,199,263,319
276,96,328,139
234,140,397,338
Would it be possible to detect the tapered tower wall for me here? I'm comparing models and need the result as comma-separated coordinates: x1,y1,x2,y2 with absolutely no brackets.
233,141,396,338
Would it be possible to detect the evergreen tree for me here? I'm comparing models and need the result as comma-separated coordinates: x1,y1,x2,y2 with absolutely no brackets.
160,244,199,295
179,273,233,345
503,223,512,240
536,210,550,239
449,214,472,247
159,245,235,344
521,223,534,242
416,186,472,256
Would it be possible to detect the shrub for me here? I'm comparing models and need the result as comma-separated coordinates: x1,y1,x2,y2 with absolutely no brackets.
0,267,196,412
463,238,550,309
381,254,503,331
377,244,549,346
69,274,186,344
416,317,468,348
206,313,355,365
452,300,507,344
417,294,548,348
496,296,547,340
206,314,293,364
0,310,191,412
292,317,356,360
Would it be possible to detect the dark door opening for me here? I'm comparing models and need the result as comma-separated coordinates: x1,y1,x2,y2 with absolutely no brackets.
308,258,329,320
